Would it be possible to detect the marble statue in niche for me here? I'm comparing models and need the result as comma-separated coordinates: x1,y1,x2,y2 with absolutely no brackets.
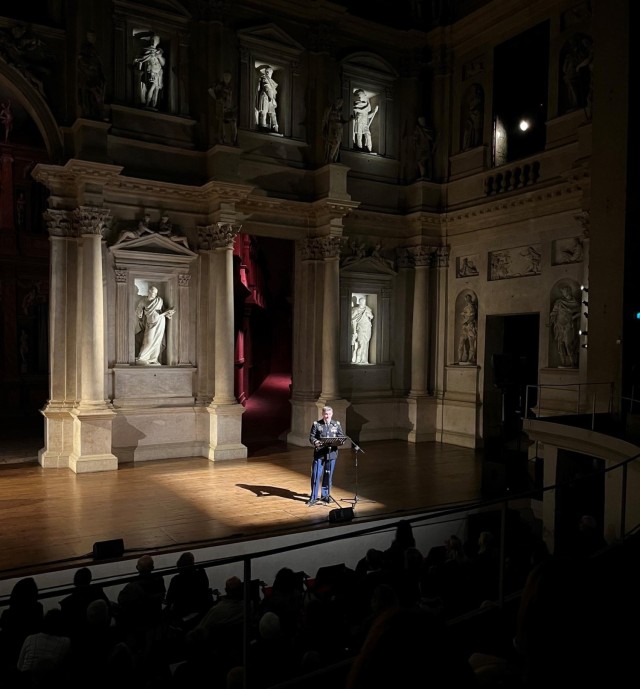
352,89,377,152
413,116,436,180
77,30,106,119
549,284,580,368
462,84,483,150
135,285,175,365
351,295,374,364
255,65,278,132
133,32,165,109
322,97,352,163
209,72,238,145
457,293,478,365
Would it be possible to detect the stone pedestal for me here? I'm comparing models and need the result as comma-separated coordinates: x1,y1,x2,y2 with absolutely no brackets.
440,364,480,447
198,403,247,460
406,395,436,443
68,407,118,473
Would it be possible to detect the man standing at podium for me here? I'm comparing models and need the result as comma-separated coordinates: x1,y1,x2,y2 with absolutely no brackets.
307,406,344,506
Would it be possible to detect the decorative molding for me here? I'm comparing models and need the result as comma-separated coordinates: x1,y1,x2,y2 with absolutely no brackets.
300,236,343,261
114,269,127,283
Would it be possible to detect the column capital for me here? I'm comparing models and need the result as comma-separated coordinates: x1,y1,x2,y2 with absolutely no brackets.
74,206,111,236
407,245,434,268
434,245,450,268
197,222,242,250
44,209,74,238
574,210,590,238
300,236,343,261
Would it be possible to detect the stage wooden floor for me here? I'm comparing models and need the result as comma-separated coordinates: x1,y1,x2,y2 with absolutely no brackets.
0,437,484,580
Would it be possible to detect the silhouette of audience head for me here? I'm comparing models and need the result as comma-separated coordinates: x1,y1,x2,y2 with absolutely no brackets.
73,566,93,587
225,576,243,600
177,551,195,568
136,554,155,574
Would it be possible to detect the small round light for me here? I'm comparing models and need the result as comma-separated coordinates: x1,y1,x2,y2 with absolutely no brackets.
519,120,530,131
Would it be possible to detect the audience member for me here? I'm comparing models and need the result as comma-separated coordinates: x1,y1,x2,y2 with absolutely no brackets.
0,577,44,677
257,567,305,639
197,575,247,680
17,608,71,683
59,566,109,639
164,551,212,628
383,520,416,573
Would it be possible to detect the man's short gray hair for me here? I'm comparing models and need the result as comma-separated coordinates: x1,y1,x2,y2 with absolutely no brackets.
322,406,333,413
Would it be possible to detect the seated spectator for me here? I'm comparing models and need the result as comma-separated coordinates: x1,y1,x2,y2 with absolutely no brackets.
383,520,416,573
165,552,213,628
0,577,44,677
17,608,71,683
59,566,109,639
257,567,305,639
197,575,247,679
116,554,166,630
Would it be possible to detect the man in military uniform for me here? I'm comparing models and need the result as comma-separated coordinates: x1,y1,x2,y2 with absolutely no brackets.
307,406,344,506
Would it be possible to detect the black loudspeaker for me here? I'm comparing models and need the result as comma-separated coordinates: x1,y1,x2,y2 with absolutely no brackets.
92,538,125,560
328,507,354,523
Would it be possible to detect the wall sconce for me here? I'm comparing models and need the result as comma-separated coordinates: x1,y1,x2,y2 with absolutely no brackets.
579,329,588,336
581,285,589,292
581,344,588,349
582,300,589,306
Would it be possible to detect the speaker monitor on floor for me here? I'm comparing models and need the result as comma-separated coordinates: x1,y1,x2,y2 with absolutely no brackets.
92,538,125,560
328,507,354,524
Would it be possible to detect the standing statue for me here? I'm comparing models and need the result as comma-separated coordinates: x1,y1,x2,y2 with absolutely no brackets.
352,89,377,152
351,295,374,364
255,65,278,132
462,84,483,150
133,33,165,109
135,285,175,365
208,72,238,145
549,285,580,368
322,97,352,163
0,99,13,142
77,30,106,119
457,294,478,364
413,116,436,180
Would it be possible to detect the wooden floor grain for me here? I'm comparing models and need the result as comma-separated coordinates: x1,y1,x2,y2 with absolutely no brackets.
0,439,484,578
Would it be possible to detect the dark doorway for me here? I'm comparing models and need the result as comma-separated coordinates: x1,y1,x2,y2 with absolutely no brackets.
482,313,539,495
236,236,294,454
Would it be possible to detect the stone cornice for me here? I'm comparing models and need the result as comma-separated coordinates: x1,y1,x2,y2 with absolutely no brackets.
443,179,586,233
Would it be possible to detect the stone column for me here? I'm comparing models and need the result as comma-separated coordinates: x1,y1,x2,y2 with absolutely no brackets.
288,238,323,446
114,268,129,364
71,207,117,472
196,223,246,460
407,245,436,443
319,236,343,400
409,246,431,396
39,210,76,468
177,273,191,366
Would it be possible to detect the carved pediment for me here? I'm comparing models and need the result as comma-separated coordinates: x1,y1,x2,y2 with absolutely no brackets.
237,23,304,58
110,233,197,269
341,255,397,276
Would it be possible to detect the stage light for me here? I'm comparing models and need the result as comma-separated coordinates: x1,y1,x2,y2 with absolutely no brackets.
519,119,530,131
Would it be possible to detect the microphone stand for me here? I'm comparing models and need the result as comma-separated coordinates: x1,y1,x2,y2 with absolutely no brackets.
341,437,374,508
